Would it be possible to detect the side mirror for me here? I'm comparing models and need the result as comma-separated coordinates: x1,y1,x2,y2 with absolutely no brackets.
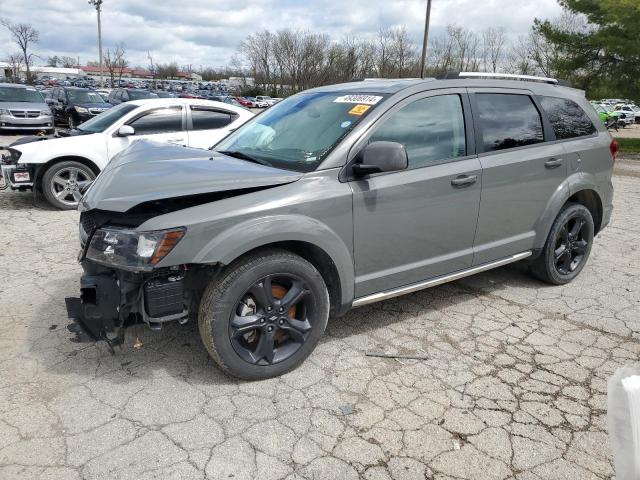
116,125,135,137
352,141,408,177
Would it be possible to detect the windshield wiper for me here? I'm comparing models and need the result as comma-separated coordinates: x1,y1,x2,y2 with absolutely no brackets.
217,150,273,167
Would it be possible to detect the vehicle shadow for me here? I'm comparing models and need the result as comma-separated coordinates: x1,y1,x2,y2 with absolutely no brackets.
28,261,542,388
0,189,59,212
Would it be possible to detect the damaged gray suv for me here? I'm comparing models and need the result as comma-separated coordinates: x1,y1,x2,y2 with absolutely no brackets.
67,72,616,379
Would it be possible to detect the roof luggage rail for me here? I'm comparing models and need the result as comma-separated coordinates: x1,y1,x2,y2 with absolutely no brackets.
437,71,570,86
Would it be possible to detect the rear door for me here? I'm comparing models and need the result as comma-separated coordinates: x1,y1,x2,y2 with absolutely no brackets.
186,105,239,149
469,89,567,265
350,89,482,297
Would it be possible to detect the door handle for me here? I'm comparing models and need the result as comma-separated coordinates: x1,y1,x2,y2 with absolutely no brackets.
545,158,563,169
451,174,478,187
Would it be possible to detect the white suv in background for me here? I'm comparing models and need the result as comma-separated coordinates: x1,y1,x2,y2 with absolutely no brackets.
1,98,253,209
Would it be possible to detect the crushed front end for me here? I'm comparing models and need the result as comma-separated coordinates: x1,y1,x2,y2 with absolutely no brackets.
66,209,211,350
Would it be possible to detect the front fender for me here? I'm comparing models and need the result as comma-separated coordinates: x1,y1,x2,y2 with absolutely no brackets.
189,214,355,309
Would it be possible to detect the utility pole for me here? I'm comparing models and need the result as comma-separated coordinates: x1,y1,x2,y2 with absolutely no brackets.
88,0,104,87
419,0,433,79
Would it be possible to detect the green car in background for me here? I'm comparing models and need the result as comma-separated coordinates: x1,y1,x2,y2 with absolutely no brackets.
590,101,621,127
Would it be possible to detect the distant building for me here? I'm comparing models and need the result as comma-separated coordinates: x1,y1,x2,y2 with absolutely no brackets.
0,63,81,80
78,65,201,81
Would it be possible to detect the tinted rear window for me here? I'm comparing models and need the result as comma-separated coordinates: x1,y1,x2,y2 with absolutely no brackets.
476,94,544,152
539,96,596,140
190,107,236,130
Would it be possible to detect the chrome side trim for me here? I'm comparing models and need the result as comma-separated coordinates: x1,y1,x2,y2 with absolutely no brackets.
351,251,532,307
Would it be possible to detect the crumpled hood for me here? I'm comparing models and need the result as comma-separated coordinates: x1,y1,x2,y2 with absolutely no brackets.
80,140,303,213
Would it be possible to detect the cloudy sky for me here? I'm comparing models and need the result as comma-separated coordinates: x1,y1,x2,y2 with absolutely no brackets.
0,0,563,69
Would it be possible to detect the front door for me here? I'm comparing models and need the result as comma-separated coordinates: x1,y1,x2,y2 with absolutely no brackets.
350,90,482,298
106,106,185,160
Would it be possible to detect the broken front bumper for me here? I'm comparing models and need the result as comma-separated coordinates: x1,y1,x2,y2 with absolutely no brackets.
65,261,189,347
0,163,35,189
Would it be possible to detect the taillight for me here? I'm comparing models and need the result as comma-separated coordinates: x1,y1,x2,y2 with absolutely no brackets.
610,140,620,162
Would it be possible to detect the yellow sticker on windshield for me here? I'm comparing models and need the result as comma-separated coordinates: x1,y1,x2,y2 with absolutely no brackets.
349,104,370,116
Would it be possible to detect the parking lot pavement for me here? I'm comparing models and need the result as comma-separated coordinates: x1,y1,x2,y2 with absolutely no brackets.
1,160,639,480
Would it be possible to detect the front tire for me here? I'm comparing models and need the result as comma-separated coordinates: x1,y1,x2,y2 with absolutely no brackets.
41,161,96,210
198,249,330,380
530,203,594,285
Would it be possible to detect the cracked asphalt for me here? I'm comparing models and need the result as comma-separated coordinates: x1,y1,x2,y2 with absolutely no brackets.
1,152,639,479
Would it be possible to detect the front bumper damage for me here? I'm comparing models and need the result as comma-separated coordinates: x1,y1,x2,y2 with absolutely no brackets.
65,261,191,352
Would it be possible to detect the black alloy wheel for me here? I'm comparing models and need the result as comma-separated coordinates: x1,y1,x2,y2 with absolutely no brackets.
553,216,589,276
198,249,330,380
230,274,312,366
530,202,594,285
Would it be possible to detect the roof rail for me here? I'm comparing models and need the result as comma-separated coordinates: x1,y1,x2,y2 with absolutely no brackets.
437,71,569,86
349,77,424,82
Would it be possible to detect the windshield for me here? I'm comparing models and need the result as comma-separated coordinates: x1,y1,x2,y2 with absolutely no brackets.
215,92,386,172
77,103,137,133
67,90,105,104
0,86,45,103
129,90,158,100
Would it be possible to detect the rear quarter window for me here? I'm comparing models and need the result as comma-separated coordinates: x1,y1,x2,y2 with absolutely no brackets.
539,96,597,140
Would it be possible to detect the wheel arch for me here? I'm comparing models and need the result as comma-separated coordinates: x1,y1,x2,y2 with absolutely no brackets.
35,156,101,187
534,175,605,250
228,241,345,318
568,189,603,235
181,215,355,316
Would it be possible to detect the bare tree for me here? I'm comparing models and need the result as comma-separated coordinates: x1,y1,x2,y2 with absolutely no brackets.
1,19,39,84
156,62,179,80
59,56,77,68
241,30,274,91
5,53,24,82
104,44,128,87
506,35,536,75
389,26,417,76
482,27,506,73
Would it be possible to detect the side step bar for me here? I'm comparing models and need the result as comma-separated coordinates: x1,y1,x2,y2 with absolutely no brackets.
352,251,532,307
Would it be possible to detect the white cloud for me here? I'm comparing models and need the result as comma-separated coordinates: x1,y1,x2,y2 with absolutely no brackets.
0,0,564,68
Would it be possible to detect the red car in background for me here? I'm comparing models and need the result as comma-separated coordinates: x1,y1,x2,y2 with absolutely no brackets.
179,92,207,99
235,96,256,108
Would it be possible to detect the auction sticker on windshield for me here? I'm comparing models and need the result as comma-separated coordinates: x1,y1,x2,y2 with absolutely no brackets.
334,95,383,105
348,105,370,116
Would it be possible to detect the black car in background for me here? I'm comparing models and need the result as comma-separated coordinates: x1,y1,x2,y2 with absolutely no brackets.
47,86,112,129
107,88,159,105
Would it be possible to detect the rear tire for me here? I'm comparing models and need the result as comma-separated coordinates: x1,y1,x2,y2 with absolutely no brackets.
198,249,330,380
530,203,594,285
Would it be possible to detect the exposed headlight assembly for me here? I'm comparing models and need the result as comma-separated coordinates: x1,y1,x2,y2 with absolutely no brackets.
86,227,185,271
74,106,89,113
1,148,22,165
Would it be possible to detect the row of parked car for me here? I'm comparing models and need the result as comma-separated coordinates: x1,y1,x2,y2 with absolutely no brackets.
0,83,255,208
0,82,283,138
590,98,640,128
